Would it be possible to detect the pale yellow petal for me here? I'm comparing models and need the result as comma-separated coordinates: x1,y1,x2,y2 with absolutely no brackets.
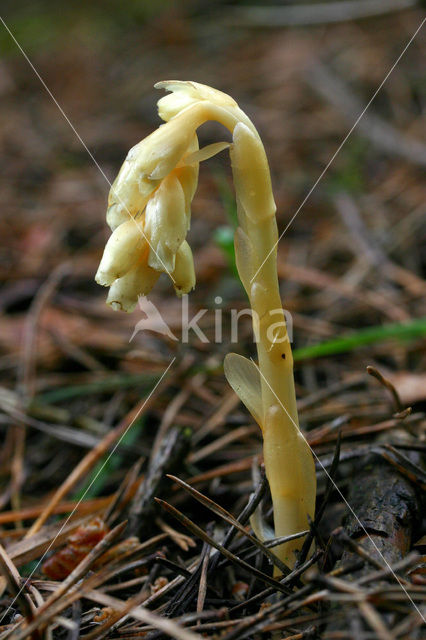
171,241,196,297
157,91,195,122
95,219,147,286
107,150,159,230
174,164,198,231
145,173,187,273
155,80,236,105
106,109,204,231
182,141,230,165
155,80,237,121
107,259,160,313
174,134,199,230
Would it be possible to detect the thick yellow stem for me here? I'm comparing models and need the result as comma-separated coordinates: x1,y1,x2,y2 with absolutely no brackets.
230,123,316,569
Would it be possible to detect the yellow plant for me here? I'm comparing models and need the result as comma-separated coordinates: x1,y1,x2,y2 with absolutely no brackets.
96,81,316,569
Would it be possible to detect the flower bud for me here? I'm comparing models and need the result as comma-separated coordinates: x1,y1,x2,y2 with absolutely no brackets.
106,107,205,231
171,241,196,297
144,173,187,273
155,80,237,121
174,134,199,229
95,219,147,286
174,164,198,231
141,106,206,181
106,258,160,313
106,144,161,231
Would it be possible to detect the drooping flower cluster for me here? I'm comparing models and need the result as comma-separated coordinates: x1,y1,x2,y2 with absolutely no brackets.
96,82,235,311
96,82,317,570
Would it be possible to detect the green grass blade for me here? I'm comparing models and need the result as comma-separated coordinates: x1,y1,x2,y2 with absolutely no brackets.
293,317,426,361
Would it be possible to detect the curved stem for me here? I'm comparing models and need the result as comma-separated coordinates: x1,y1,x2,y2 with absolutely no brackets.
227,121,316,569
174,97,316,567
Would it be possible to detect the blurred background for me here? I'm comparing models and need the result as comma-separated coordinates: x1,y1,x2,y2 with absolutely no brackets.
0,0,425,508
